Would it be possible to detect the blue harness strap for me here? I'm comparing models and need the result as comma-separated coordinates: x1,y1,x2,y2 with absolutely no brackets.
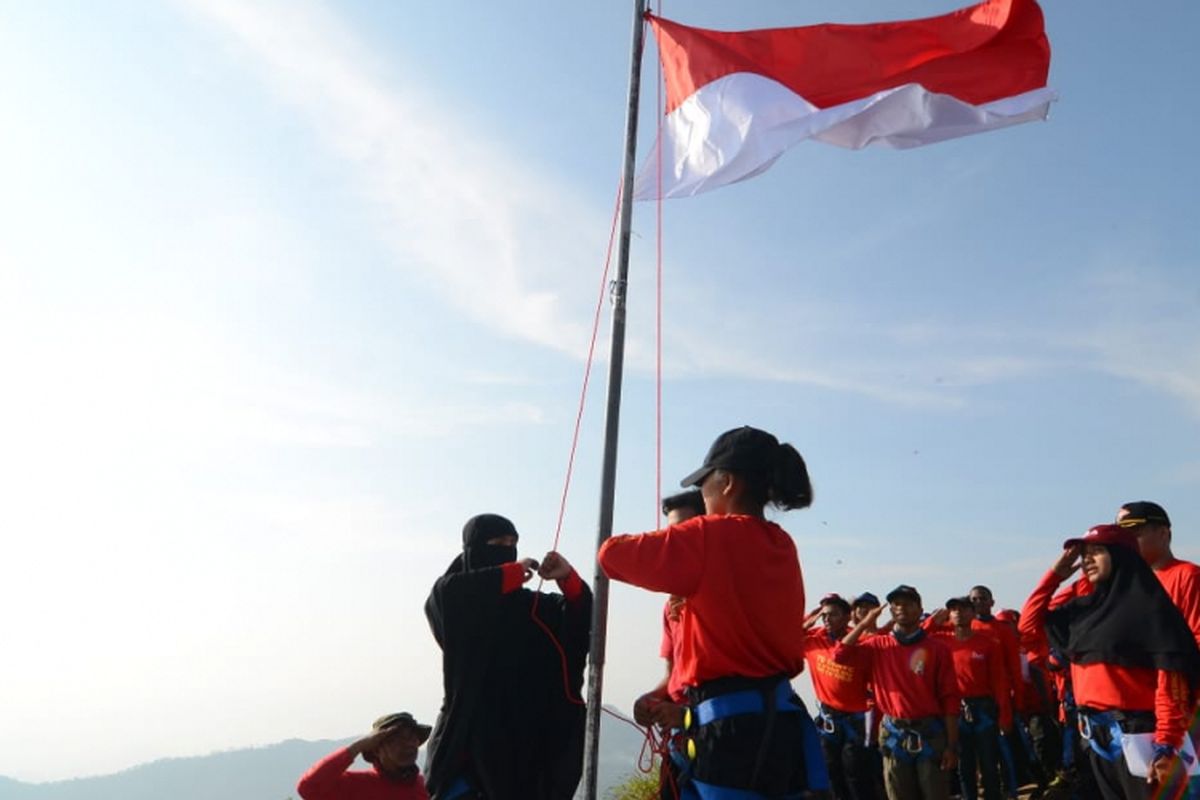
1078,710,1125,763
680,778,807,800
694,680,799,726
667,728,692,775
679,680,829,797
1061,718,1077,769
816,707,867,744
881,717,939,763
959,698,996,735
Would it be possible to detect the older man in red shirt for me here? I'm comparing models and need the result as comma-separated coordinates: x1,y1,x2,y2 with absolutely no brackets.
298,712,431,800
1118,502,1200,646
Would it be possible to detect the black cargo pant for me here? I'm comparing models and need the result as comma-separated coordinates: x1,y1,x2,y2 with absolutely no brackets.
817,705,878,800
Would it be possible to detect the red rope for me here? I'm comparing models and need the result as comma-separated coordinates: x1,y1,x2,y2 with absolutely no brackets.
528,8,679,796
527,172,625,707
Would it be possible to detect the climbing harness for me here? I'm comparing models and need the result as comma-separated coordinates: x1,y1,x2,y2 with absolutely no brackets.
881,717,941,764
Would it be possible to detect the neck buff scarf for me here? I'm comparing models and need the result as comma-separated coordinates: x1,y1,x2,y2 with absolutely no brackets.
893,627,927,646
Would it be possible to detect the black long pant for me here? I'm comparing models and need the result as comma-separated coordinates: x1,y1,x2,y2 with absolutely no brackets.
959,699,1001,800
1079,709,1190,800
1025,713,1062,785
817,710,878,800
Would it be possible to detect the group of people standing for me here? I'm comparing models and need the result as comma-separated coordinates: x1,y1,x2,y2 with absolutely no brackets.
293,425,1199,800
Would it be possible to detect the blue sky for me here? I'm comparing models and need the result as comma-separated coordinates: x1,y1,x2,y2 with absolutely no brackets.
1,0,1198,783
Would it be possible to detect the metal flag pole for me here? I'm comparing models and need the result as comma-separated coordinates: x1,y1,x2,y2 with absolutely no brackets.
581,0,649,798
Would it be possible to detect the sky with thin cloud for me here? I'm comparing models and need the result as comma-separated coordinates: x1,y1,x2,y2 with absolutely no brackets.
1,0,1198,783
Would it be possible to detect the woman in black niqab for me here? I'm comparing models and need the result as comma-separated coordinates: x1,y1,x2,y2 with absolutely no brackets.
424,514,592,800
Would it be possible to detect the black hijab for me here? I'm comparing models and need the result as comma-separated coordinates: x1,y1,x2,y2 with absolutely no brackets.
1046,541,1200,681
442,513,520,576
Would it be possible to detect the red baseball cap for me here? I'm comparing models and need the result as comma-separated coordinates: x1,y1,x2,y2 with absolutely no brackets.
1062,523,1139,552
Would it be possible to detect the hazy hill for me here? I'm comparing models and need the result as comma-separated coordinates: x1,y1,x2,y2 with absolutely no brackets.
0,712,649,800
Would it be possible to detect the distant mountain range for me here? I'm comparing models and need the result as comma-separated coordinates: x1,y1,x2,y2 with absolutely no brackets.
0,712,650,800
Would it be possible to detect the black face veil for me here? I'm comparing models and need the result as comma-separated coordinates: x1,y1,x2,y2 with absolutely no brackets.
443,513,520,575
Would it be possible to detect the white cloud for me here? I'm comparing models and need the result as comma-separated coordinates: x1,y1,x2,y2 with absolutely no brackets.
177,0,1200,421
179,0,606,358
1064,262,1200,415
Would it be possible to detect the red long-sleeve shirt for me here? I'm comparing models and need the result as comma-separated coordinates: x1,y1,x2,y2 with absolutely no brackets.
598,514,807,688
1012,654,1056,716
930,629,1013,729
834,633,960,720
297,748,429,800
802,627,871,713
498,563,586,601
660,601,688,702
1156,558,1200,648
1019,569,1190,747
974,617,1022,700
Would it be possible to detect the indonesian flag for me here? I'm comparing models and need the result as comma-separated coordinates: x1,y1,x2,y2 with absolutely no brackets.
634,0,1055,200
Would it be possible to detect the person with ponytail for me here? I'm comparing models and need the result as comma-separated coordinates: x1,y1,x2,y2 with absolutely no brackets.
1019,524,1200,800
424,514,592,800
599,425,828,799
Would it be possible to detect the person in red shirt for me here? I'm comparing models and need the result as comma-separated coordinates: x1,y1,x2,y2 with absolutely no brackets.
1117,501,1200,648
1020,524,1200,800
965,586,1026,800
803,593,878,800
633,489,707,726
631,489,705,800
993,608,1060,798
838,585,960,800
599,425,828,799
1115,506,1200,800
298,712,431,800
851,591,889,795
852,593,884,632
932,597,1010,800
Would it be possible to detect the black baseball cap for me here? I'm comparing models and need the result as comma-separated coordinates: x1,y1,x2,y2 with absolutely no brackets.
852,592,880,608
1117,501,1171,528
680,426,780,487
819,593,851,612
945,596,973,610
886,585,921,604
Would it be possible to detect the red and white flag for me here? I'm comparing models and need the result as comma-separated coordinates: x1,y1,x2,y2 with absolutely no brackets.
634,0,1055,200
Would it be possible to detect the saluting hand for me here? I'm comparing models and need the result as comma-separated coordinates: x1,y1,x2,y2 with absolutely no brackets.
538,551,573,581
349,727,396,757
1053,546,1081,579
